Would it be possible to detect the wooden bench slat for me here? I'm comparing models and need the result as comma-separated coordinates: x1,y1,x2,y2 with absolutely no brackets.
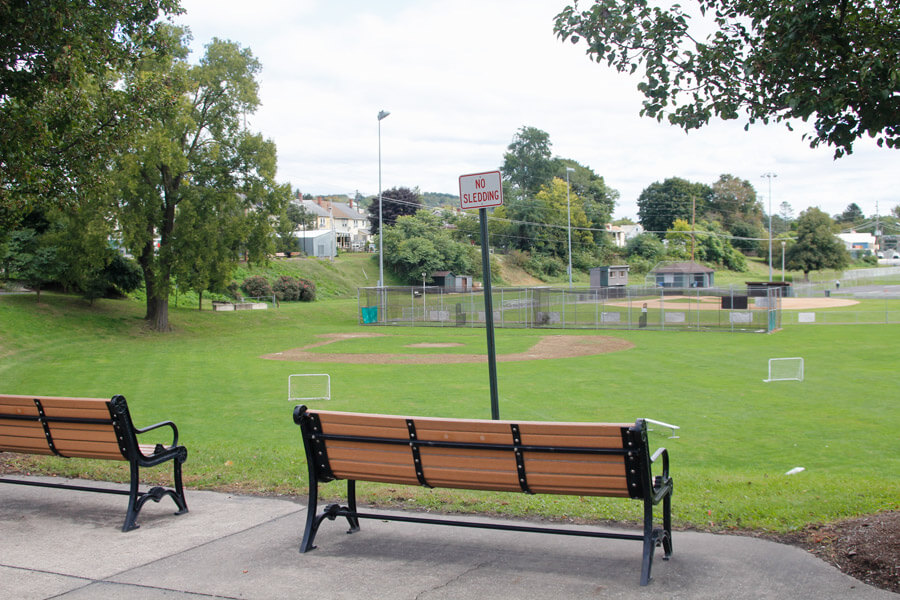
0,397,41,417
0,423,46,438
47,423,119,440
525,456,625,477
327,462,420,485
0,443,55,455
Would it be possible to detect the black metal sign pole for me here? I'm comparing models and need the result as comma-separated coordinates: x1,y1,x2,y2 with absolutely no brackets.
479,207,500,419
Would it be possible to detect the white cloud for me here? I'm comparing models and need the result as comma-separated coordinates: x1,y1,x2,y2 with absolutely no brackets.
176,0,899,220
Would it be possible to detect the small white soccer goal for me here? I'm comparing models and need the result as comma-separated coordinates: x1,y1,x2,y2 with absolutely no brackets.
288,374,331,402
764,358,804,382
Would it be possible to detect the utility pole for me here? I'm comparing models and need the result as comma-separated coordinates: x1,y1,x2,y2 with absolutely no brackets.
691,195,696,262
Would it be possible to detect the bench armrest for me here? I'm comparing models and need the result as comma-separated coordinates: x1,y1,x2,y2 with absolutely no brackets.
135,420,179,449
649,446,672,504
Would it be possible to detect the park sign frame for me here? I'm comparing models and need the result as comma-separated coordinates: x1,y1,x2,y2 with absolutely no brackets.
459,170,503,210
458,169,501,420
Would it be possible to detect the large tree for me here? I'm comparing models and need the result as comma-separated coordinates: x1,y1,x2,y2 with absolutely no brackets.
0,0,181,226
707,174,764,232
555,1,900,157
117,32,288,331
381,211,476,285
557,159,619,246
785,207,850,280
501,126,556,197
637,177,711,236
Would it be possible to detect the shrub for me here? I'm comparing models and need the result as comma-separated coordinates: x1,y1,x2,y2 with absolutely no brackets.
298,277,316,302
506,249,530,269
241,275,272,298
525,254,564,279
273,275,301,301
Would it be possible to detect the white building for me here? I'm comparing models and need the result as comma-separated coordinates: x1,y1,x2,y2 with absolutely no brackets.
836,231,877,253
605,223,644,247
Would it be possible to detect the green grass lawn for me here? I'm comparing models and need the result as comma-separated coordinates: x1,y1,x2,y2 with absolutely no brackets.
1,291,898,533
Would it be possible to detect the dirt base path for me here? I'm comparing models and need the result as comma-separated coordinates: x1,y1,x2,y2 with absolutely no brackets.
262,333,634,364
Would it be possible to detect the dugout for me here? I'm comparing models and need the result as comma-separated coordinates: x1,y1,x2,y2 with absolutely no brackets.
746,281,792,298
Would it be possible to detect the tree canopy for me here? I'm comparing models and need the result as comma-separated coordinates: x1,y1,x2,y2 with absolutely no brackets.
367,187,423,235
785,207,850,279
555,1,900,157
0,0,182,224
637,177,711,236
381,211,477,285
501,126,556,197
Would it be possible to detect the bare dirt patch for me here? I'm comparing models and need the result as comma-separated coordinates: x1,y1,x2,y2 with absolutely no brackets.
405,342,464,348
770,511,900,594
262,333,634,364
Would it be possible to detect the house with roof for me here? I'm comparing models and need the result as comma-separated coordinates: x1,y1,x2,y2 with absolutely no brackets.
650,261,715,288
295,197,370,252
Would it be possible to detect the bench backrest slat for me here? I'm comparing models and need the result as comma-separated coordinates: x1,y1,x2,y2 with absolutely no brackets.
300,408,646,499
0,395,125,461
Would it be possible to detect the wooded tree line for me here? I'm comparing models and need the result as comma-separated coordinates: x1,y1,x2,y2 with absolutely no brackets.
4,1,896,315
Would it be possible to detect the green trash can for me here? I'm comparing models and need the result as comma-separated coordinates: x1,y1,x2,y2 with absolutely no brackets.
361,306,378,324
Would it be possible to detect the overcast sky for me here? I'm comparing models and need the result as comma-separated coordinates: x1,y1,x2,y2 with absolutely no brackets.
176,0,898,222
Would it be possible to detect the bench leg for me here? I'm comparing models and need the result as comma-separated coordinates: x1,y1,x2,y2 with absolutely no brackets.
639,497,657,586
662,491,673,559
346,480,360,533
300,477,321,552
122,457,189,532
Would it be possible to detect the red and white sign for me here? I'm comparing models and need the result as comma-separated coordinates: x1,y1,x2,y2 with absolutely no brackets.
459,170,503,210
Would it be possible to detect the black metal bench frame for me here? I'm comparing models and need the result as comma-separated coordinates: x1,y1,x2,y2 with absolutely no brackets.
0,394,188,531
293,405,673,586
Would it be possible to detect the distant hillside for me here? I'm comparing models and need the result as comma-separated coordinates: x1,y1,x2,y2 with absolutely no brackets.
422,192,458,208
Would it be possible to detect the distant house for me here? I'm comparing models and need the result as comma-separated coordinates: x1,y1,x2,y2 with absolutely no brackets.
605,223,644,247
651,261,715,288
590,265,629,288
296,196,370,252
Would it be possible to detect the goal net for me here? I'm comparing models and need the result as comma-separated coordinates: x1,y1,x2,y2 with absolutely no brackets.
764,358,804,382
288,374,331,402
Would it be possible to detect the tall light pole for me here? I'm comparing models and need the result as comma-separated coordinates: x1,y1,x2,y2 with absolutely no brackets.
565,167,575,288
761,172,777,282
781,240,786,282
377,110,390,288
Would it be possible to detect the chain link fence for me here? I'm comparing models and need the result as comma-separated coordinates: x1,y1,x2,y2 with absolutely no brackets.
358,286,781,333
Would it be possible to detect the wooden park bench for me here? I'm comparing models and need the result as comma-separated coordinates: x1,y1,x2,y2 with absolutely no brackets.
0,394,188,531
293,406,673,586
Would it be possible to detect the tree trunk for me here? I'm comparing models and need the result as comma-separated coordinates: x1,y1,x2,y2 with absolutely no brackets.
146,293,171,332
141,262,172,332
198,290,203,311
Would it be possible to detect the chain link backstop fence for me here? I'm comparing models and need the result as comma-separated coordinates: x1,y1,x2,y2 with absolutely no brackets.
358,286,781,333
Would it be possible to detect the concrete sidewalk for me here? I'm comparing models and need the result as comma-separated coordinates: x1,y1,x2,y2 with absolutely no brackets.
0,476,894,599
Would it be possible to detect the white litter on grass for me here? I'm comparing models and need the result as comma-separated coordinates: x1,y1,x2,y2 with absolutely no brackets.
784,467,805,476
